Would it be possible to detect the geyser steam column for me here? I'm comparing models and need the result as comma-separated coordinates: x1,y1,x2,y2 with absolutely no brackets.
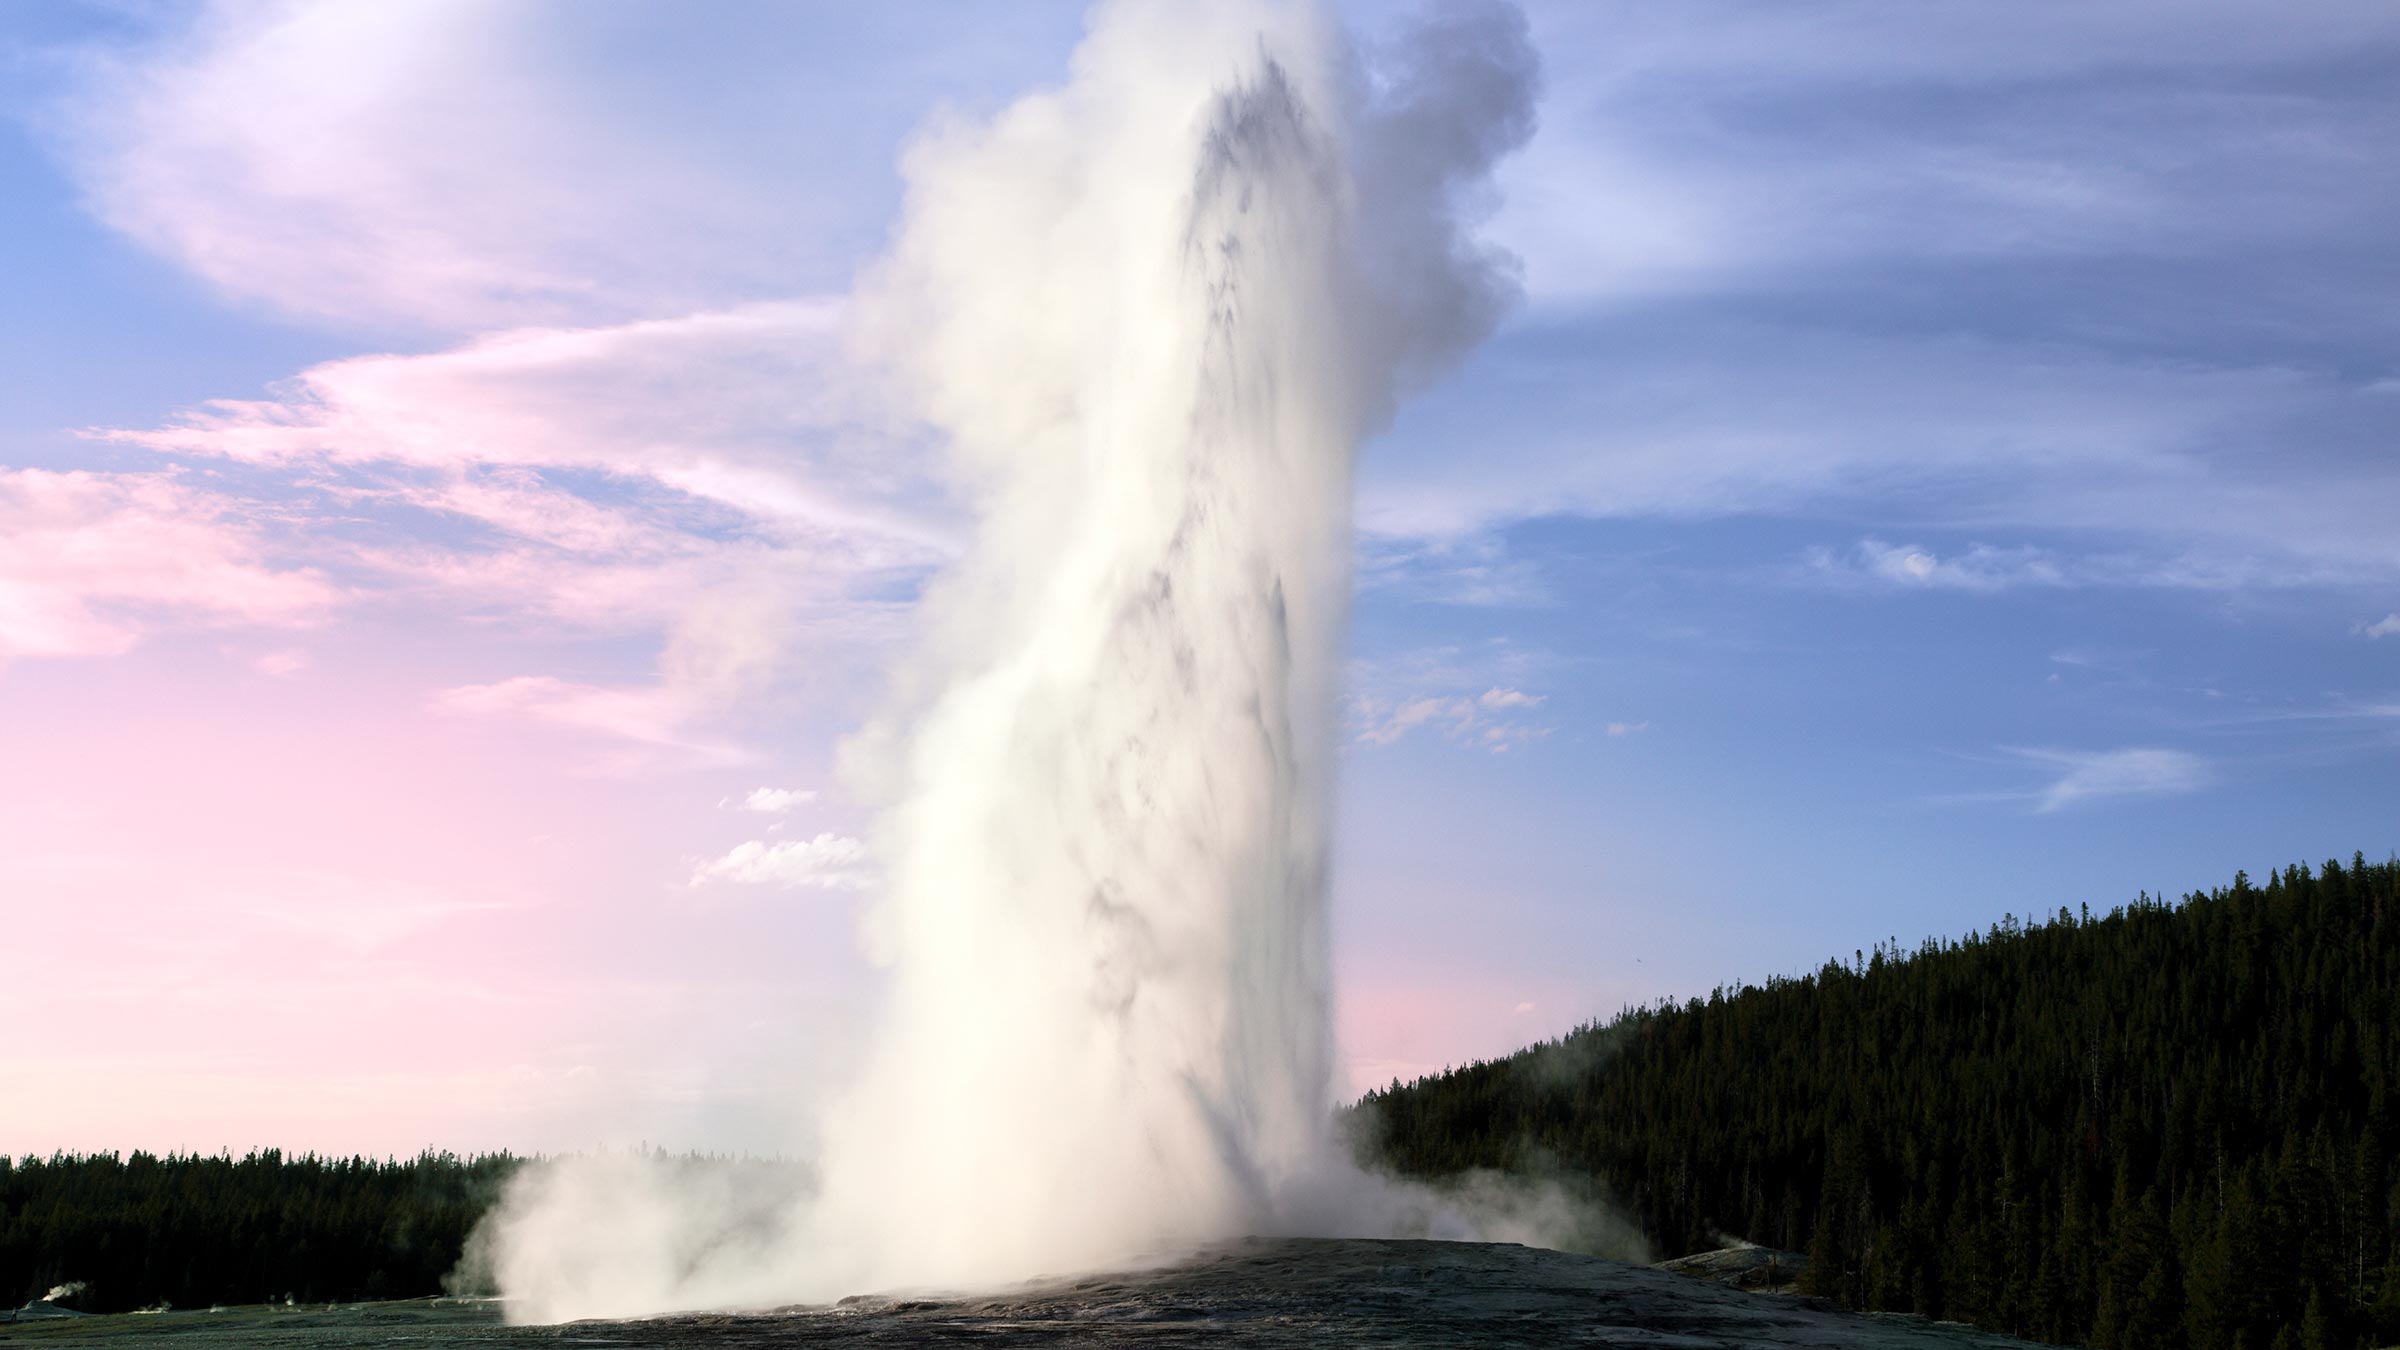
825,0,1536,1294
483,0,1535,1320
831,45,1360,1293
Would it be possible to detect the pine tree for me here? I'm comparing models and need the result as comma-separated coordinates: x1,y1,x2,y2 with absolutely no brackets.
1361,855,2400,1350
2298,1286,2334,1350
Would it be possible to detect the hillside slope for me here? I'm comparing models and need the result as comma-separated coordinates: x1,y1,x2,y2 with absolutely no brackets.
1359,855,2400,1350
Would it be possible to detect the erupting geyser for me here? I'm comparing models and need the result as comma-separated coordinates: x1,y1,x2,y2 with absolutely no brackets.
481,0,1537,1320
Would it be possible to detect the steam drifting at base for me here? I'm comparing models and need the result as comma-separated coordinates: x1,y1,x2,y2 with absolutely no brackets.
477,0,1541,1319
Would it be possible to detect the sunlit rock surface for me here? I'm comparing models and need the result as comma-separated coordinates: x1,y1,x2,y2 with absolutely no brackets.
1655,1238,1809,1293
9,1239,2052,1347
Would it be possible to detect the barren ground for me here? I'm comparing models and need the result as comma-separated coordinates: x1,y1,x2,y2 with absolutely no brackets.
2,1238,2051,1348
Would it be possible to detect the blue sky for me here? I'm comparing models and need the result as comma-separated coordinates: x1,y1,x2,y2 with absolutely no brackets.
2,0,2396,1153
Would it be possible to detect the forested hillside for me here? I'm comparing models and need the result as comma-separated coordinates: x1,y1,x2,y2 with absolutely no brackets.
0,1150,516,1313
1361,854,2400,1350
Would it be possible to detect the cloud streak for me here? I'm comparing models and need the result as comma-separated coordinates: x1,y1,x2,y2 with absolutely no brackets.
0,469,337,661
1353,1,2400,605
81,305,944,754
1354,687,1553,752
52,3,857,331
1822,539,2071,593
2013,746,2213,813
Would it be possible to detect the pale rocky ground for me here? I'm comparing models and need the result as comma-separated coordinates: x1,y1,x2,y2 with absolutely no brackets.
2,1238,2053,1348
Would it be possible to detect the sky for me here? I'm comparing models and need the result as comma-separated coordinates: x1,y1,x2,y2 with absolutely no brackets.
3,0,2397,1159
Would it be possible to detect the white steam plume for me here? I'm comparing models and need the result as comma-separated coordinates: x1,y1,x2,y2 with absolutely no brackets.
479,0,1538,1320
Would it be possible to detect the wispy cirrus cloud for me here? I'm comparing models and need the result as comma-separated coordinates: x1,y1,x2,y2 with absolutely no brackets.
1356,0,2400,606
1497,2,2400,310
76,306,944,758
28,3,977,771
1353,687,1554,753
1356,534,1550,608
1815,539,2071,593
1801,533,2399,598
434,676,695,746
251,647,310,678
1360,325,2400,597
1345,642,1612,754
2012,746,2213,813
0,468,337,661
230,871,520,954
51,3,838,332
431,675,755,774
90,301,951,551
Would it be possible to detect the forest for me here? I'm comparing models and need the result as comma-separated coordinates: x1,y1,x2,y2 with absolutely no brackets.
1361,853,2400,1350
0,1149,516,1313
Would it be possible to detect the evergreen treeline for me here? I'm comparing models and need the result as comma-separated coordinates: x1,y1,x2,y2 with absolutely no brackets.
1358,854,2400,1349
0,1149,517,1313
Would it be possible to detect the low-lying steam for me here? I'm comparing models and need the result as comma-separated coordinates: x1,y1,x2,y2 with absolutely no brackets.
478,0,1540,1319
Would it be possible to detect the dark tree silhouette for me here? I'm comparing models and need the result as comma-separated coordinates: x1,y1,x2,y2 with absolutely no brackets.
1356,856,2400,1350
0,1149,517,1313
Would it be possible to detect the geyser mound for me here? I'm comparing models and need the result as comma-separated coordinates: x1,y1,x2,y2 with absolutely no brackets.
479,0,1538,1321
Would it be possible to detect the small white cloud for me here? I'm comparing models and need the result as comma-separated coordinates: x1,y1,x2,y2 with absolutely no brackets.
739,786,817,814
1479,722,1552,753
1605,720,1650,737
1356,695,1472,747
1354,690,1552,754
2360,614,2400,639
432,675,746,771
2011,746,2212,813
1478,686,1544,710
1349,645,1561,754
1818,538,2069,593
690,834,871,891
1512,1001,1535,1015
253,648,308,677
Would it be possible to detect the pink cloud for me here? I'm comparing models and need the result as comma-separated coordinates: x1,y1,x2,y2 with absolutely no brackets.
0,469,337,661
95,302,951,546
41,0,966,801
58,2,966,757
433,675,751,770
76,305,947,752
253,647,310,677
56,1,840,333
